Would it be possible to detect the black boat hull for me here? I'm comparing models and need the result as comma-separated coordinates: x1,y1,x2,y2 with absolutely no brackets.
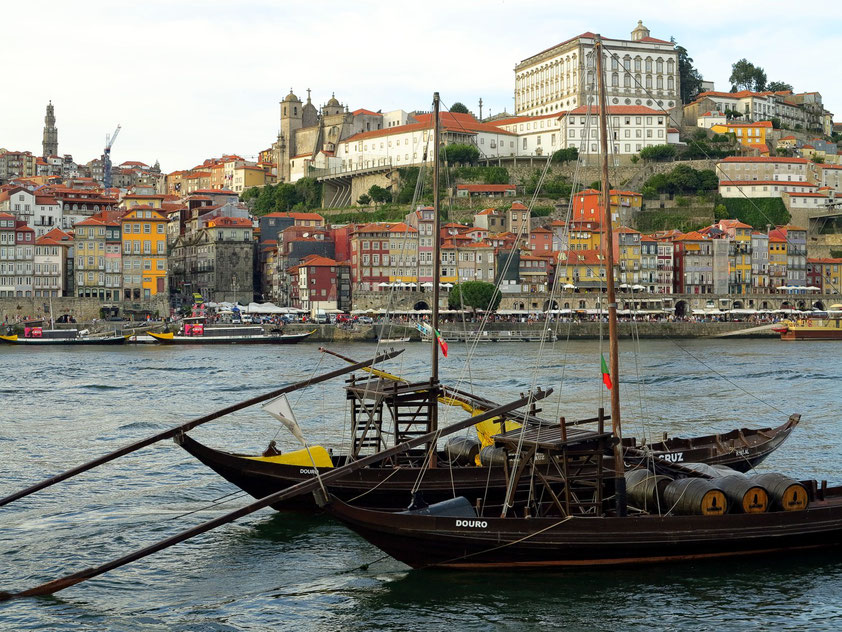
178,416,797,512
327,492,842,569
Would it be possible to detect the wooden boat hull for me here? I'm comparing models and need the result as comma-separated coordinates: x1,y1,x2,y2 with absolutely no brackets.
327,491,842,569
177,417,797,512
778,319,842,340
0,334,127,346
148,331,313,344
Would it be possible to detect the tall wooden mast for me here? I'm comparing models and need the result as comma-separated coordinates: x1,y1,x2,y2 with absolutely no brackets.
431,93,442,391
429,92,442,433
594,36,626,516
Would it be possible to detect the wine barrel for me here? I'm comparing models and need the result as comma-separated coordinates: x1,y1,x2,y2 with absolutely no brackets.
664,478,728,515
680,462,720,477
445,437,480,465
625,469,672,512
716,475,768,514
751,473,809,511
479,445,507,467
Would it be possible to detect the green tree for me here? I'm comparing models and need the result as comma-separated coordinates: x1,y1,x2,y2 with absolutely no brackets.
729,58,766,92
357,193,372,206
551,146,579,163
444,143,480,165
294,177,322,209
482,166,510,184
767,81,793,92
448,281,502,312
639,144,677,161
672,40,704,104
812,155,825,164
714,204,728,220
275,183,299,211
450,102,470,114
368,184,391,205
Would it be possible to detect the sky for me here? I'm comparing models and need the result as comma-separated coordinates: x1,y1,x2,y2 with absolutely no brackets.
4,0,842,173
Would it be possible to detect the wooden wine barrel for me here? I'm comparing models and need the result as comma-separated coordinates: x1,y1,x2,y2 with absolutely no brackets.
479,445,507,467
664,478,728,515
751,473,809,511
445,437,480,465
625,469,672,512
716,475,768,514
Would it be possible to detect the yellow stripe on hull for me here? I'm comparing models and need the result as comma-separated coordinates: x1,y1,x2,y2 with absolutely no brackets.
0,334,19,343
246,445,334,468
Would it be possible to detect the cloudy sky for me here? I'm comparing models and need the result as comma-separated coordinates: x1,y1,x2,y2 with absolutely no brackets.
4,0,842,172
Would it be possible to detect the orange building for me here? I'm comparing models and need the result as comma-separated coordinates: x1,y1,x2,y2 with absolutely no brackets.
121,206,168,299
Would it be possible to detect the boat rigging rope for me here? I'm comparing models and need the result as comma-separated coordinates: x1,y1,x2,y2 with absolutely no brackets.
165,489,249,521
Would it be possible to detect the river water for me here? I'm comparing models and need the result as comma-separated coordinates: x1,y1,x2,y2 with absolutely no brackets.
0,338,841,631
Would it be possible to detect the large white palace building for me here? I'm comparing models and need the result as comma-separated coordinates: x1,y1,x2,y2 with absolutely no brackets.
514,21,680,117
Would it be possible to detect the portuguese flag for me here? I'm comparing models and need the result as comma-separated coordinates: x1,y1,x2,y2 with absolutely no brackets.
601,354,613,390
434,327,448,357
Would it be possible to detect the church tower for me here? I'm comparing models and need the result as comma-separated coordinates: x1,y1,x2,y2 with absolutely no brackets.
279,89,303,182
42,101,58,157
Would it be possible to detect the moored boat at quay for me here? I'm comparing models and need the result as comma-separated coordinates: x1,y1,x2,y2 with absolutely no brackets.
774,316,842,340
147,322,313,345
0,327,127,346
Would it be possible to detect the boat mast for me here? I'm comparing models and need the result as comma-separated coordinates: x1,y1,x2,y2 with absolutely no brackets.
594,36,626,516
431,92,442,395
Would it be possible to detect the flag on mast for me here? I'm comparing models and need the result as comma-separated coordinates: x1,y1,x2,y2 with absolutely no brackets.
601,354,613,390
417,322,448,357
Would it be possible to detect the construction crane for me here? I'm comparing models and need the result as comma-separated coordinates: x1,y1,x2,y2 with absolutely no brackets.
102,124,121,189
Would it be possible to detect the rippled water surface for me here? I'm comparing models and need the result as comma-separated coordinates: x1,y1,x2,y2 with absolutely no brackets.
1,339,841,631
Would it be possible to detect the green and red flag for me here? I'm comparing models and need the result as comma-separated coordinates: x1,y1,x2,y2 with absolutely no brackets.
434,327,448,357
600,354,612,390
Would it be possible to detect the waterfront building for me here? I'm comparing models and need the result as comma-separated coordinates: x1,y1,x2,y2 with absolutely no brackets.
350,223,390,291
640,234,658,293
767,234,788,290
518,254,550,293
293,254,351,315
673,231,713,294
807,258,842,294
74,217,108,299
771,225,807,288
654,237,674,294
121,206,168,299
33,228,72,297
405,206,436,285
614,227,641,287
715,219,753,295
556,249,604,291
528,226,553,254
472,208,506,233
386,223,418,284
750,232,770,291
513,21,680,117
0,213,19,296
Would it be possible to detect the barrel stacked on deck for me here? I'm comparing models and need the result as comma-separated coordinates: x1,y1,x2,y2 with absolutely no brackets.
626,467,809,515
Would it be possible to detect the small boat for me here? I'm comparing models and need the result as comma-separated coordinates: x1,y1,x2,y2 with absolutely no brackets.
377,336,412,344
0,327,127,346
424,329,556,343
774,316,842,340
148,323,313,345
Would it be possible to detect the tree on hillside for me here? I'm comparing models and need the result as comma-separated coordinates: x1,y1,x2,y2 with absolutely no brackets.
357,193,372,206
448,281,502,312
551,146,579,163
767,81,793,92
368,184,391,205
729,58,767,92
444,143,480,165
639,144,677,161
450,102,470,114
672,40,704,104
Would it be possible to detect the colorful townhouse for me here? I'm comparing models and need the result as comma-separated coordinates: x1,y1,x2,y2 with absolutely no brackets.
121,206,168,299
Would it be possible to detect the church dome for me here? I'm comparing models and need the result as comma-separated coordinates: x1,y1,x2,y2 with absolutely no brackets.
283,89,300,103
326,92,340,107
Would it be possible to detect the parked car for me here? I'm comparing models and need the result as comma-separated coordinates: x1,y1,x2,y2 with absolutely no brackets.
336,314,351,323
356,316,374,324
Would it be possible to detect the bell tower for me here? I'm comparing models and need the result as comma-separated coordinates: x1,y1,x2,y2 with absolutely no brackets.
279,88,303,182
42,101,58,157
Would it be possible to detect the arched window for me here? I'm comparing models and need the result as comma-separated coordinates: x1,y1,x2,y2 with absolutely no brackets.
667,76,674,91
612,73,619,87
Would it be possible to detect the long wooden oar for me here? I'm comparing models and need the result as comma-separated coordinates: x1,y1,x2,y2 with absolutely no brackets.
0,348,404,508
0,387,550,601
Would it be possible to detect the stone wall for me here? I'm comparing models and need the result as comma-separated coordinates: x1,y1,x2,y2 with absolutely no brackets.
0,297,170,325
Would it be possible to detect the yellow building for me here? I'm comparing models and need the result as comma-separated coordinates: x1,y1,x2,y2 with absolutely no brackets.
710,121,772,155
556,249,605,291
232,165,267,193
121,193,164,209
568,222,602,251
387,222,419,283
121,206,169,299
768,235,787,289
614,227,641,285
